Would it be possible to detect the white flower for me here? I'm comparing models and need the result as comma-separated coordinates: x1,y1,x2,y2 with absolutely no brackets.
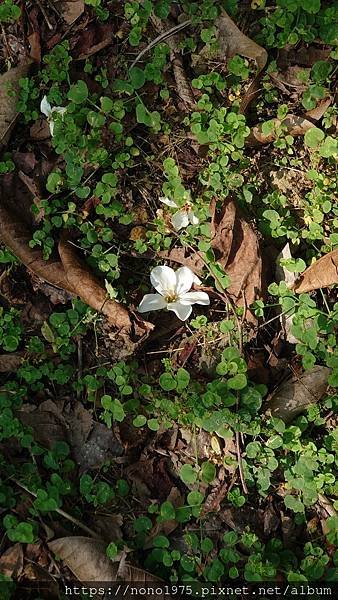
40,96,67,136
159,196,199,230
138,265,210,321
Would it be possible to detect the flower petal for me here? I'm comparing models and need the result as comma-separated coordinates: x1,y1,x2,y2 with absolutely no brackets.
193,273,202,285
49,120,55,137
180,291,210,306
171,210,189,231
188,210,199,225
40,96,52,117
52,106,67,118
138,293,167,313
175,266,195,296
168,302,192,321
159,196,177,208
150,265,176,296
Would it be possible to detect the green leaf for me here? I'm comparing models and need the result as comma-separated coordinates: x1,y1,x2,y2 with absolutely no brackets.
266,435,283,449
180,464,197,484
106,542,118,559
159,373,176,391
160,500,176,520
133,415,147,427
153,535,169,548
129,67,146,89
227,373,247,390
304,127,325,148
176,367,190,390
187,490,204,506
147,418,160,431
201,461,216,483
67,80,88,104
284,495,304,513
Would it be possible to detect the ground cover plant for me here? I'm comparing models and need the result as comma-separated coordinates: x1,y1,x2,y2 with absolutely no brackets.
0,0,337,597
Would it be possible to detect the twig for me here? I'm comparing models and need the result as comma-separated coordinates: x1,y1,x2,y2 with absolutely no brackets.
36,0,53,30
12,479,101,539
235,429,248,495
129,20,191,69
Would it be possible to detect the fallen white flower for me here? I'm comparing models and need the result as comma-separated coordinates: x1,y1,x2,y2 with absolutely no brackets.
159,196,199,230
138,265,210,321
40,96,67,137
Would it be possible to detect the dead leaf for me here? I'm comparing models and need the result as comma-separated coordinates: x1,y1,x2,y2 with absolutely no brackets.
57,0,84,25
159,199,262,321
0,181,152,336
49,537,160,582
18,400,123,470
0,60,32,148
247,114,314,145
72,23,113,60
266,365,331,423
305,97,332,121
210,198,262,319
49,537,119,580
0,352,24,372
28,32,41,63
194,9,267,112
58,236,132,330
0,544,23,578
292,249,338,294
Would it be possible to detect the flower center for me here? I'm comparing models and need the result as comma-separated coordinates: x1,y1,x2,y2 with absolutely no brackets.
165,292,178,303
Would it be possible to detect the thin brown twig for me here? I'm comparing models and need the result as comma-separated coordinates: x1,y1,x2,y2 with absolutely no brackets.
12,479,101,539
36,0,53,30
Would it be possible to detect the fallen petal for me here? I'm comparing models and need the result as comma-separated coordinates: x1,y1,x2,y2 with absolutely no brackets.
40,95,52,117
159,196,177,208
188,210,199,225
138,293,167,313
180,291,210,306
150,265,176,296
175,266,195,296
168,302,192,321
171,210,190,231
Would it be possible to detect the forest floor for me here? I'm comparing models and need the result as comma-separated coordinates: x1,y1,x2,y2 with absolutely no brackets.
0,1,337,598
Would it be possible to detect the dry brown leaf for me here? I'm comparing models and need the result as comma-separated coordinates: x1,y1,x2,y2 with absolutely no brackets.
266,366,331,423
305,97,332,121
247,114,314,145
292,249,338,293
58,0,84,24
0,60,32,147
195,9,267,112
159,200,262,321
0,352,24,372
48,537,160,582
0,544,23,578
210,198,262,319
0,179,152,336
49,537,119,580
58,236,132,330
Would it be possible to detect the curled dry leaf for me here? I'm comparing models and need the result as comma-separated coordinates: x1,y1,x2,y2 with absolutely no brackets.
57,0,84,25
159,199,262,322
58,236,132,330
0,543,23,578
266,365,331,423
0,352,24,373
48,537,161,582
0,59,33,148
0,179,153,338
292,249,338,294
194,9,267,113
247,114,314,145
210,198,262,320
